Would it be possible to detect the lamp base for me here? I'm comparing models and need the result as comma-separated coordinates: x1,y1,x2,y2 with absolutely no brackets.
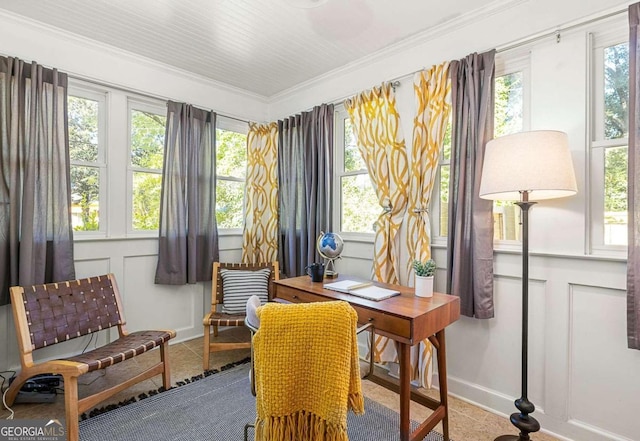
494,412,540,441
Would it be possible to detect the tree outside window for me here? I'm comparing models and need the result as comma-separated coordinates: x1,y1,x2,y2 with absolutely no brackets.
130,108,165,231
602,42,628,246
216,128,246,229
69,94,102,232
340,118,378,233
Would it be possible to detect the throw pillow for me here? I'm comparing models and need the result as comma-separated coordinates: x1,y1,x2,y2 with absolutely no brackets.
220,268,270,314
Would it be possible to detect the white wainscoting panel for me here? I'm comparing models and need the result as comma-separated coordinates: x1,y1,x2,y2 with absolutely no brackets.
122,255,204,342
569,284,640,440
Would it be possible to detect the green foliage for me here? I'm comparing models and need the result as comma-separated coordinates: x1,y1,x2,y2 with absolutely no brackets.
216,129,247,229
69,95,101,231
131,111,165,169
494,72,523,138
132,172,162,230
130,110,166,231
604,43,628,140
344,119,366,172
604,146,628,213
413,259,436,277
216,129,247,178
341,174,379,233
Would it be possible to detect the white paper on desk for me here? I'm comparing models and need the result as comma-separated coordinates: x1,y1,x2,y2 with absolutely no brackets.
324,280,399,301
323,280,372,293
345,285,400,301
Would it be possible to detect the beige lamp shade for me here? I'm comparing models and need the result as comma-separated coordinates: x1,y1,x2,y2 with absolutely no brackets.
479,130,578,201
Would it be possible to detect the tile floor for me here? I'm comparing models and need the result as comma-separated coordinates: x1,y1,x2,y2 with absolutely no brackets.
1,327,561,441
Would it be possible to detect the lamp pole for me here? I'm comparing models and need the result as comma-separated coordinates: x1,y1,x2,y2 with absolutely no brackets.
495,190,540,441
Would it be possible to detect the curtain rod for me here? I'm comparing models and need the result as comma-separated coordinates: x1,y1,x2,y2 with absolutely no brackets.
495,6,627,54
377,6,628,95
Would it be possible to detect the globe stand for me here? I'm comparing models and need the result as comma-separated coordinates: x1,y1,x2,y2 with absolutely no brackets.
317,232,343,279
324,258,338,278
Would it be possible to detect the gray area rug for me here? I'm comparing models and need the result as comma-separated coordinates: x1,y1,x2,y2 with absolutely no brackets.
79,363,444,441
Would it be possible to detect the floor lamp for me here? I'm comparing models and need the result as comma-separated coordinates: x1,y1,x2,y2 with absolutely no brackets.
479,130,577,441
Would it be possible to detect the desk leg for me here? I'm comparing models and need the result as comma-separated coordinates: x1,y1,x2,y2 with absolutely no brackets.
398,342,411,441
436,329,449,441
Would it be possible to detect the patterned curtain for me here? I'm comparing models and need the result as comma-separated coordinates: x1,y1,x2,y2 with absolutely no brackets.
628,2,640,349
242,122,279,264
155,102,218,284
0,56,75,304
404,62,452,387
345,83,409,364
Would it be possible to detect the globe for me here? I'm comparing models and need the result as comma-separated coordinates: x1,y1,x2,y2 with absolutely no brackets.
317,231,344,278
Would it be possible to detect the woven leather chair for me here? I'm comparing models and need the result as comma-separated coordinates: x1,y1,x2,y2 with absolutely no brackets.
6,274,175,441
202,262,279,371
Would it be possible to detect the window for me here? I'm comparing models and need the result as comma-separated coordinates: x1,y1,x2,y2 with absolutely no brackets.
335,107,378,235
216,117,247,229
129,101,166,232
68,88,106,233
491,67,526,242
591,29,629,250
438,121,451,238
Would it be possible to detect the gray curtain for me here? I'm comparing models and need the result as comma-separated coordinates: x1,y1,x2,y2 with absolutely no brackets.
0,56,75,305
446,50,496,319
628,3,640,349
155,101,218,285
278,104,333,278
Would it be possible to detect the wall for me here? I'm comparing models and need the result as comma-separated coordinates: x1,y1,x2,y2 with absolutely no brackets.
269,1,638,440
1,1,639,440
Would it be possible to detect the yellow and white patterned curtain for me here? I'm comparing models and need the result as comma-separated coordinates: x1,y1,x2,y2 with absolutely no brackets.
242,122,279,264
404,62,452,388
345,83,409,363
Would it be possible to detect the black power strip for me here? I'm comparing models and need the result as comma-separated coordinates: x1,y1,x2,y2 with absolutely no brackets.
10,373,62,394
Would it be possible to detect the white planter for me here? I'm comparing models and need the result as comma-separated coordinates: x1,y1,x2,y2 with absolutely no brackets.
414,275,434,298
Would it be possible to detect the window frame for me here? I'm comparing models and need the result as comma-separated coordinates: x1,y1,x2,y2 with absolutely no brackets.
216,115,248,234
333,104,377,241
491,52,531,248
67,84,108,238
588,22,629,255
126,98,167,236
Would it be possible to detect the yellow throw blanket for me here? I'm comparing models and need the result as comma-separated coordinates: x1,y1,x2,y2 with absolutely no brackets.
254,301,364,441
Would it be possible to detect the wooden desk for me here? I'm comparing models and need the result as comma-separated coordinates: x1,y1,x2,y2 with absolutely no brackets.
273,276,460,441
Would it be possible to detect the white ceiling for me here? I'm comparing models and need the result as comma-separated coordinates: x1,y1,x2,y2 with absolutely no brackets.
0,0,498,97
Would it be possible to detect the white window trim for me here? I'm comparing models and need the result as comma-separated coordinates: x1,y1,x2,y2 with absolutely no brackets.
586,20,629,256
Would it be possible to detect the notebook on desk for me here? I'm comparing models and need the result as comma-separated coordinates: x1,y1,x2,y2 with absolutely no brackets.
323,280,400,301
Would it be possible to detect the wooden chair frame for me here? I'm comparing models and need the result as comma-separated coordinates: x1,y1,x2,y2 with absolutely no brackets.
5,274,175,441
202,261,279,370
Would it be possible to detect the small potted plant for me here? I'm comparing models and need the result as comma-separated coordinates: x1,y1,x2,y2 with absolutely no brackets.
413,259,436,298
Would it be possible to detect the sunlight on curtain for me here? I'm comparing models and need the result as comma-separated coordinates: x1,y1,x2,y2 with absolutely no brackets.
242,122,279,264
405,62,452,387
0,56,75,304
345,83,409,284
345,83,409,365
